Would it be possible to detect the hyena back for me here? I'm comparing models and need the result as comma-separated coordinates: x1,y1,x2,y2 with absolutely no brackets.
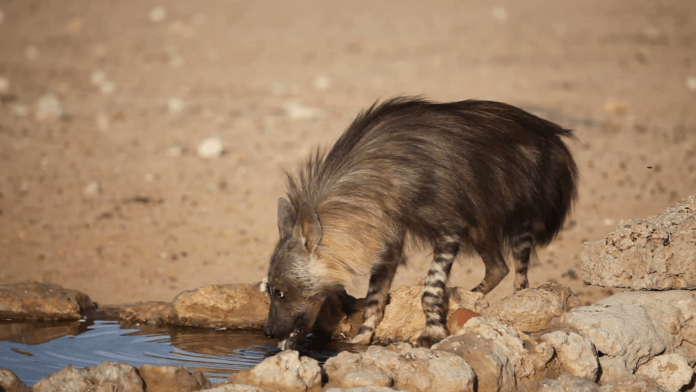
263,97,578,349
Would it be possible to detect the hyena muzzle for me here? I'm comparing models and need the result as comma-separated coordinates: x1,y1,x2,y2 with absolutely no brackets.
263,96,578,349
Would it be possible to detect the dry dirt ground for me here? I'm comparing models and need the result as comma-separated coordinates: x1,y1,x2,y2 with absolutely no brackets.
1,0,695,307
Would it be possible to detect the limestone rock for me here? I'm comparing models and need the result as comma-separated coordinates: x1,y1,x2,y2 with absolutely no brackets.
0,281,95,320
433,332,515,392
323,342,475,392
373,281,488,344
486,282,580,332
119,301,176,326
0,369,30,392
635,353,694,391
201,385,269,392
540,330,599,380
436,316,553,384
227,350,321,392
538,372,600,392
324,388,408,392
33,362,143,392
138,364,211,391
173,283,269,329
598,374,666,392
561,290,696,384
581,195,696,289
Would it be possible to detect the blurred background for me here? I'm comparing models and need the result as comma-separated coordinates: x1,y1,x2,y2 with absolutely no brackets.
0,0,694,306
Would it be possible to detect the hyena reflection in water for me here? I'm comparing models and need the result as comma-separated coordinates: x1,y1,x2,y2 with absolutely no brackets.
262,97,578,350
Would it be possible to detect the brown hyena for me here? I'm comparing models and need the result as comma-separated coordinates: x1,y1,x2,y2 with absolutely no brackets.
263,97,578,349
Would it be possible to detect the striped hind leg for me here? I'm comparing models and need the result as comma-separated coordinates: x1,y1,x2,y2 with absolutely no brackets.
417,235,460,348
350,246,402,345
511,232,534,291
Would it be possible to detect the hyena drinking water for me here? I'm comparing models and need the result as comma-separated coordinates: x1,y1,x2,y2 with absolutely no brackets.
263,97,578,349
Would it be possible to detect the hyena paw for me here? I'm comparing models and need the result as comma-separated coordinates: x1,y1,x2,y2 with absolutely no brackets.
416,328,447,348
350,330,374,345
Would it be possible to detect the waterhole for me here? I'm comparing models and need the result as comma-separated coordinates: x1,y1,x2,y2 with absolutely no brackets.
0,317,354,386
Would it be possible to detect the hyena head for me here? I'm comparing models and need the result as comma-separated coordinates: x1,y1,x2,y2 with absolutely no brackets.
263,197,333,350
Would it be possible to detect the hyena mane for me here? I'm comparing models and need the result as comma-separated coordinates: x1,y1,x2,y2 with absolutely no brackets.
266,96,578,349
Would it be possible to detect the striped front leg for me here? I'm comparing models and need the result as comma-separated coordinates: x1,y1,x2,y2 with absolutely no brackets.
351,247,402,345
417,235,460,348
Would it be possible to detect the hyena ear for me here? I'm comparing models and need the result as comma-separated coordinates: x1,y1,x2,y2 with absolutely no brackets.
294,202,322,254
277,197,296,240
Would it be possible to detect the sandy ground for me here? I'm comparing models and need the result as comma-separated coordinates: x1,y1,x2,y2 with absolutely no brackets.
0,0,695,308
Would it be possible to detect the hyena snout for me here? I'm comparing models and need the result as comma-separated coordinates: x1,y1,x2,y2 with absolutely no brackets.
264,296,324,349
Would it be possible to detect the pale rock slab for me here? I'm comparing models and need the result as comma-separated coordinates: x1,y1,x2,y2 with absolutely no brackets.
581,195,696,289
33,362,144,392
227,350,321,392
540,330,599,380
323,342,475,392
486,282,580,332
538,372,600,392
0,281,95,320
635,353,694,392
173,283,269,329
137,364,211,392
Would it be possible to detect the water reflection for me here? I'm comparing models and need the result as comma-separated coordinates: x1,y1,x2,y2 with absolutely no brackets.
0,319,357,386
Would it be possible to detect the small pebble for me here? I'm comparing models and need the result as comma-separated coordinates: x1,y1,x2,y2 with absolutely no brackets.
314,75,331,90
492,6,508,21
144,173,155,182
0,76,8,93
96,112,110,132
25,45,39,60
0,9,4,25
167,97,185,114
84,181,101,196
603,218,615,226
100,80,116,95
35,93,64,122
197,137,223,158
90,70,106,86
167,146,183,157
93,44,108,58
149,6,167,23
687,76,696,92
10,104,29,117
192,12,206,25
283,100,320,120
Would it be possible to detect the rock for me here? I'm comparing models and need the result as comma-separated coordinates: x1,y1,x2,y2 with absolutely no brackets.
138,364,211,392
540,330,599,380
581,195,696,289
119,301,176,326
202,385,269,392
168,97,185,114
323,342,475,392
173,283,269,329
313,75,331,90
0,76,9,93
10,103,29,117
0,369,30,392
149,6,167,23
96,112,110,132
485,282,580,332
561,290,696,384
282,100,321,120
634,353,693,391
688,76,696,92
373,281,488,344
434,316,553,389
227,350,321,392
83,181,101,196
598,374,666,392
197,137,224,158
324,388,408,392
433,332,515,392
33,362,144,392
35,93,63,122
538,372,599,392
0,281,95,320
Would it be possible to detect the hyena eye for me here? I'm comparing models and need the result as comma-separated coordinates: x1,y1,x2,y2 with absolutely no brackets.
273,289,284,299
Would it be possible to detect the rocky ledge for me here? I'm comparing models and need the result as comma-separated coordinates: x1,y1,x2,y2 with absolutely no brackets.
1,195,696,392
